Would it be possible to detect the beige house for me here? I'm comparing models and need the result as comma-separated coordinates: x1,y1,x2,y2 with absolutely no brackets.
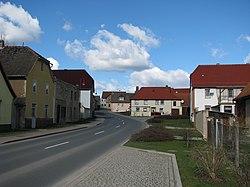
0,61,16,131
131,87,183,117
0,46,55,128
109,93,133,112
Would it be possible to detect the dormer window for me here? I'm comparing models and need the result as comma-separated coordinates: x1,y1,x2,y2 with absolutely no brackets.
119,97,124,101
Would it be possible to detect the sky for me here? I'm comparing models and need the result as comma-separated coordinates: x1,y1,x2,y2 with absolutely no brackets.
0,0,250,95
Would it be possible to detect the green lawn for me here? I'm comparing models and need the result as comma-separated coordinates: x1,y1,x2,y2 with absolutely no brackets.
150,118,194,128
125,140,237,187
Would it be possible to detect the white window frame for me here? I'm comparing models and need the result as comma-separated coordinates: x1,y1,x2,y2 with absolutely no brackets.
32,80,37,92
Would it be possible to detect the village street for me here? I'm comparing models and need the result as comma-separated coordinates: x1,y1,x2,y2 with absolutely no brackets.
0,111,147,187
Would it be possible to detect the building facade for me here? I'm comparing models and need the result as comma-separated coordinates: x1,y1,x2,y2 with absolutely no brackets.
0,46,55,128
131,87,183,117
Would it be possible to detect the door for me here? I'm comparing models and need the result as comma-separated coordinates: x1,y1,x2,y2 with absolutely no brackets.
32,103,36,128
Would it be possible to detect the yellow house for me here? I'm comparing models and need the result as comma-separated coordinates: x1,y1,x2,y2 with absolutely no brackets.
0,46,55,128
0,61,16,131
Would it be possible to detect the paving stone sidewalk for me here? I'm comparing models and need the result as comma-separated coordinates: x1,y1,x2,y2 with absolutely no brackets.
62,146,182,187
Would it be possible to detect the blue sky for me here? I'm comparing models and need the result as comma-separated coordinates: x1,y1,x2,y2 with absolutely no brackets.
0,0,250,94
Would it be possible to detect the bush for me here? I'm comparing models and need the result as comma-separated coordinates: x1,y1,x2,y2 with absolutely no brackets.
192,144,229,182
130,127,174,142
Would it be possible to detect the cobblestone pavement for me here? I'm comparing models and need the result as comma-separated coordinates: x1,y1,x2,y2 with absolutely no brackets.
65,146,182,187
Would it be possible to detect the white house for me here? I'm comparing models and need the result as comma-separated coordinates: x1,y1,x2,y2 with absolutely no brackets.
130,87,185,117
190,64,250,123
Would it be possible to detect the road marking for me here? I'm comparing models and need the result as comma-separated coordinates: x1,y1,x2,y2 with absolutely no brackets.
115,125,121,128
123,121,125,124
94,131,104,135
45,141,69,150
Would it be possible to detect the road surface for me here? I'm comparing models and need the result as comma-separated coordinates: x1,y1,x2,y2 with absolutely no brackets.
0,111,145,187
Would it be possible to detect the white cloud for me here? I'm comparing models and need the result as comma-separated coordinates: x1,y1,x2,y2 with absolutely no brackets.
62,21,72,31
244,52,250,64
238,34,250,43
47,57,60,70
64,29,154,71
96,79,135,93
211,47,227,59
64,39,85,60
118,23,159,47
129,67,190,88
101,24,105,28
0,2,42,44
57,38,66,45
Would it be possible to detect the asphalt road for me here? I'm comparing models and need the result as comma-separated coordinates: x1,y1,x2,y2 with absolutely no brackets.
0,111,146,187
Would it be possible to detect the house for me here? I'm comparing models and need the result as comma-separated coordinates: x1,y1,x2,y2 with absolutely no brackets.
109,92,134,112
94,95,101,110
190,64,250,125
0,46,55,128
101,91,126,109
0,61,16,131
54,78,80,124
52,70,95,119
235,82,250,128
174,88,190,117
130,87,183,117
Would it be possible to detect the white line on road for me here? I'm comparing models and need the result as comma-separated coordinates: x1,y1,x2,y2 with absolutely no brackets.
115,125,121,128
45,141,69,150
94,131,105,135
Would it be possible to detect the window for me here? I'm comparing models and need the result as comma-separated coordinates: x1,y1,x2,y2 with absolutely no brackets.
160,100,164,105
45,83,49,94
32,103,36,117
74,92,77,100
41,62,44,71
144,100,148,105
205,89,210,98
228,89,233,97
160,108,163,113
155,100,159,105
119,97,124,101
45,105,48,118
224,106,232,113
135,100,139,105
205,105,211,111
173,101,177,106
32,80,37,92
136,107,140,112
143,107,147,112
71,91,73,100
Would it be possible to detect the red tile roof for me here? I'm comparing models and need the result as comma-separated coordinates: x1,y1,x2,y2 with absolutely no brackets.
102,91,126,99
131,87,181,100
190,64,250,87
53,70,94,91
174,88,190,106
235,82,250,101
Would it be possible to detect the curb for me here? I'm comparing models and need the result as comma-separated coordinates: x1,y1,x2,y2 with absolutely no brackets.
0,121,103,144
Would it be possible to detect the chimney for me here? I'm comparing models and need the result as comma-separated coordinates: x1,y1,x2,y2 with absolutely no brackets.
135,86,139,93
0,40,4,49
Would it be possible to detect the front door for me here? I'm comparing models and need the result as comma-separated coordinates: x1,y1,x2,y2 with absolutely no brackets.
31,103,36,128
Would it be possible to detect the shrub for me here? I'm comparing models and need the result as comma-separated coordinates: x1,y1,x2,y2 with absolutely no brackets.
130,127,174,142
192,144,229,182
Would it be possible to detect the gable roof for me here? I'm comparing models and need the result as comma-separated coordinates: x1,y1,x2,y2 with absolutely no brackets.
190,64,250,87
0,46,50,78
131,87,181,100
174,88,190,106
0,61,16,98
53,70,94,91
235,82,250,101
110,93,134,103
102,91,126,99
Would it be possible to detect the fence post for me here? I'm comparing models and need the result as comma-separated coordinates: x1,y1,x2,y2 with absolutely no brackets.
235,120,240,167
